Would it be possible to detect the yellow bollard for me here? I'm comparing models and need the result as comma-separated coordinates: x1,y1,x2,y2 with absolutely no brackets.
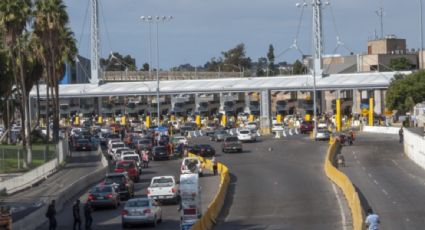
195,115,201,127
98,115,103,124
74,116,80,126
369,98,374,126
248,114,254,122
121,116,126,126
145,116,151,128
171,115,175,122
336,99,341,132
221,114,227,127
304,114,311,122
276,114,282,124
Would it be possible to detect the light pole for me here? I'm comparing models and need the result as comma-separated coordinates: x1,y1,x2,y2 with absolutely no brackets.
140,16,173,127
420,0,424,69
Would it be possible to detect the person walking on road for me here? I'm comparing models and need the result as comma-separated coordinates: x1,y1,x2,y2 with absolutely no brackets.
84,201,93,230
211,156,218,176
365,208,380,230
142,148,149,168
399,127,404,143
45,200,57,230
73,199,82,230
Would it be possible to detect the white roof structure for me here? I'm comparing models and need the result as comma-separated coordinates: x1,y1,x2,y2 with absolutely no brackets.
30,71,407,99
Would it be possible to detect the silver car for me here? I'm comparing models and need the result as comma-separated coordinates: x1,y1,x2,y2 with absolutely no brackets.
210,130,229,142
315,128,331,141
121,197,162,228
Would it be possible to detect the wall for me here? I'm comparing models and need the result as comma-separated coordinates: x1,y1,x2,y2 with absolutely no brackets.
362,126,400,135
404,129,425,170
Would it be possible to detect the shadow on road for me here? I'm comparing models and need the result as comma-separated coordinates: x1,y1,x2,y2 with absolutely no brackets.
217,173,237,223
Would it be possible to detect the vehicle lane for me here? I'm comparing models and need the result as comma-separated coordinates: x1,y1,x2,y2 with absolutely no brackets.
41,155,220,229
341,132,425,229
192,135,350,230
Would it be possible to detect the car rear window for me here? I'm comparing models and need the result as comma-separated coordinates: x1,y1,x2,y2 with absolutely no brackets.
105,176,125,184
239,130,249,134
117,162,134,168
78,139,90,144
112,143,125,148
184,159,199,166
225,137,238,142
91,186,112,193
126,200,149,207
152,178,174,186
123,156,139,162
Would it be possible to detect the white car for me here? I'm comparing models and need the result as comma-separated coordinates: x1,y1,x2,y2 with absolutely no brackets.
171,135,188,145
237,129,256,142
272,123,285,133
181,157,203,176
245,122,257,130
108,142,126,158
147,176,179,204
122,154,142,172
119,150,137,161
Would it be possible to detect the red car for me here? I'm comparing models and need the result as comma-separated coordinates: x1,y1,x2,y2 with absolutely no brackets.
114,160,140,182
300,121,314,134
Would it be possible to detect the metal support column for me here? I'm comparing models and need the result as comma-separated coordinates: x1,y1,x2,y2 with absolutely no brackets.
260,90,271,134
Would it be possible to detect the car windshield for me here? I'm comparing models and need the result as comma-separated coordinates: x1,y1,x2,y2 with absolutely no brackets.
217,131,227,135
226,137,239,142
239,130,250,134
77,139,90,144
198,144,210,149
151,178,174,187
109,134,120,139
91,186,112,193
138,139,151,144
116,162,134,168
184,159,199,166
112,144,125,148
105,176,125,184
123,156,139,162
126,199,149,208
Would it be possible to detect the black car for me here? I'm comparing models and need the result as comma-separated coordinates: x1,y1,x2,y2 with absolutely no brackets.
103,173,134,200
152,146,169,161
189,144,216,157
74,138,93,151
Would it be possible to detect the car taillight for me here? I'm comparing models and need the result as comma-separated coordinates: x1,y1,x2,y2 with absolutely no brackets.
88,194,94,201
121,210,129,216
106,194,113,199
144,209,151,214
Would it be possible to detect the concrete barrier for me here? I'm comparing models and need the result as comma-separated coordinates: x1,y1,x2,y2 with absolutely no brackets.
362,126,399,134
324,141,364,230
12,148,108,230
188,153,230,230
404,129,425,171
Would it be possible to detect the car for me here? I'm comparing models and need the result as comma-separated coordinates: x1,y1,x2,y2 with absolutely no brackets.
315,128,331,141
114,160,140,182
108,142,126,158
112,147,131,160
74,139,93,151
188,144,216,157
210,130,229,142
121,197,162,228
158,135,169,146
151,146,169,161
317,122,328,129
103,173,134,200
237,129,256,142
271,123,285,133
119,150,138,161
300,121,314,134
222,136,242,153
134,138,153,153
87,184,121,209
245,122,257,130
180,125,195,136
181,157,203,176
171,135,188,146
122,154,142,173
147,176,179,204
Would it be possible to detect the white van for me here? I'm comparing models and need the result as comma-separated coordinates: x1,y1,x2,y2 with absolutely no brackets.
179,174,202,222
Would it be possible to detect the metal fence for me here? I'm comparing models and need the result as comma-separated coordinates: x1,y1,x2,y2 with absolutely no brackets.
103,71,242,82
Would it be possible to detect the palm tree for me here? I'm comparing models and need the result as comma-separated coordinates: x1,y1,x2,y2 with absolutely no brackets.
34,0,74,142
0,0,33,166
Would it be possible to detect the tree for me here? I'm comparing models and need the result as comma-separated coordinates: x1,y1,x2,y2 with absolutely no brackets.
0,0,33,166
386,72,425,113
389,57,413,71
267,44,277,76
256,57,267,76
221,43,251,73
204,57,223,72
292,60,307,75
100,52,136,71
141,62,149,71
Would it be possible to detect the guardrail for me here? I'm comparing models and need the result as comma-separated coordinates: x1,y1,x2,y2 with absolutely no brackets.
404,128,425,170
188,153,230,230
324,140,364,230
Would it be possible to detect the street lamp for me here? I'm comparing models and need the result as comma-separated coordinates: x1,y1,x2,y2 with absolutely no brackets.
420,0,424,69
141,15,173,127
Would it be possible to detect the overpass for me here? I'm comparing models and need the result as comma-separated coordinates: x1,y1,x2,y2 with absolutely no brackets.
29,71,408,132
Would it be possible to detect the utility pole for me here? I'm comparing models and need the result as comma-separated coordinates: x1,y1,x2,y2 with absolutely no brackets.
90,0,100,84
375,6,384,39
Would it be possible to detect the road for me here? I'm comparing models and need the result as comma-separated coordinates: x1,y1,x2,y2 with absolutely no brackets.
2,150,102,222
341,132,425,229
38,154,220,229
191,134,350,230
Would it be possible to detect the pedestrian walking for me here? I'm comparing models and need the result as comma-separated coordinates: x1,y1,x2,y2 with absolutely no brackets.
73,199,82,230
45,200,57,230
365,208,380,230
142,148,149,168
399,127,404,143
84,201,93,230
211,156,218,176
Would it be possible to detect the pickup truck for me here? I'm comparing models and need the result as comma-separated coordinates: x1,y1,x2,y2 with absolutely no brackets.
147,176,179,204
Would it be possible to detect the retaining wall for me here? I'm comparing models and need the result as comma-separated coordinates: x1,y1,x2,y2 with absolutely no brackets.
404,129,425,170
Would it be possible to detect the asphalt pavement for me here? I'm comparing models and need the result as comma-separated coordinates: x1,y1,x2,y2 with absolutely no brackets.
191,134,350,230
341,132,425,229
37,154,220,229
2,150,102,222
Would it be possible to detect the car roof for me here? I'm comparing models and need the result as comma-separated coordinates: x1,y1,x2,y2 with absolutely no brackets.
152,175,175,180
106,172,127,177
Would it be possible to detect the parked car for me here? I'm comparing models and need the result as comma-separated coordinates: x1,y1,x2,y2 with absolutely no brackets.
237,129,256,142
102,173,134,200
300,121,314,134
74,139,93,151
87,184,120,209
315,128,331,141
114,160,140,182
222,136,242,153
181,157,203,176
188,144,216,157
147,176,179,204
121,197,162,228
210,130,228,142
152,146,169,161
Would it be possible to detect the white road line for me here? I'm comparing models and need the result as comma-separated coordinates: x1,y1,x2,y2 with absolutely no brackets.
352,151,356,155
392,159,399,166
368,173,372,178
374,180,379,185
362,166,366,171
382,189,388,196
354,155,357,159
331,183,347,230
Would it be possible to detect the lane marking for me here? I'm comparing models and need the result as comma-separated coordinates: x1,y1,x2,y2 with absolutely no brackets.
354,155,357,159
331,183,348,230
382,189,388,196
393,201,397,205
368,173,372,178
374,180,379,185
391,159,399,166
406,218,410,222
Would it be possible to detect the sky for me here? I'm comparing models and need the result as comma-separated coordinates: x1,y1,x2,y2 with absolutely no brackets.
63,0,422,70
